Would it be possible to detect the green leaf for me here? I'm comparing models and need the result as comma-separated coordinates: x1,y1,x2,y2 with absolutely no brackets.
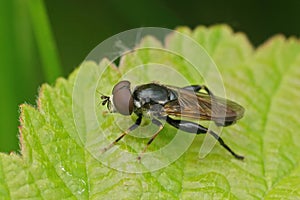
1,25,300,199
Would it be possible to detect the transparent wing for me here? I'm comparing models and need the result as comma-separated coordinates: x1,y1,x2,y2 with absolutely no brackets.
163,86,245,124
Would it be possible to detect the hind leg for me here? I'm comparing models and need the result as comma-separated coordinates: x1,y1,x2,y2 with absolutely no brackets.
165,116,244,160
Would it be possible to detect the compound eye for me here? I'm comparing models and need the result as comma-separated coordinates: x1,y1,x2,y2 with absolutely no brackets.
112,80,133,115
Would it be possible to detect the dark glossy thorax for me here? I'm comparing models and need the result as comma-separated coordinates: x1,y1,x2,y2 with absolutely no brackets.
132,83,178,108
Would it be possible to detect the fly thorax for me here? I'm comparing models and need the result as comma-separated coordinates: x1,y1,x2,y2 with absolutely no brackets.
134,100,142,108
148,104,165,117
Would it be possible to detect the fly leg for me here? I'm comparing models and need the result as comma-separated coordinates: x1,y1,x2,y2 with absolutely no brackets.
182,85,214,96
137,119,164,160
101,116,142,153
165,116,244,160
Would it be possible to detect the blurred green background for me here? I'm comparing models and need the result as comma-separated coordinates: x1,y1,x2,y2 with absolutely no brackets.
1,0,299,153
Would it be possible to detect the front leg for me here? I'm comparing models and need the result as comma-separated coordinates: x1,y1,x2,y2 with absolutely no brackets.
101,116,142,153
165,116,244,160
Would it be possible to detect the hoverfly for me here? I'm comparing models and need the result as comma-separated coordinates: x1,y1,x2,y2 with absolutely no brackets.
101,80,245,160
